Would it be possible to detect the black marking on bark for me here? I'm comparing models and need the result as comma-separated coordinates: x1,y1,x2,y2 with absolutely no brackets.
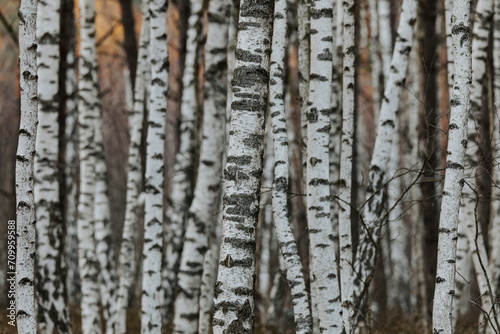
307,108,318,122
233,65,269,88
227,155,252,165
310,73,328,81
308,178,329,186
224,237,255,250
225,193,257,216
446,161,464,170
240,0,273,19
450,99,461,107
449,123,458,130
317,49,332,61
242,133,264,148
235,49,263,63
310,8,333,19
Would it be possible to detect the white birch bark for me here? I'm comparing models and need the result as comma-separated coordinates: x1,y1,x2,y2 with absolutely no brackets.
211,0,273,331
378,0,392,81
35,0,71,330
339,0,354,331
77,0,102,330
306,1,342,332
115,3,149,332
269,1,312,331
16,0,38,331
431,0,472,331
141,0,168,331
490,0,500,297
460,1,493,329
163,0,202,314
172,1,230,331
445,0,454,97
298,0,310,183
368,0,382,118
94,92,117,334
453,212,471,327
353,0,417,310
64,28,80,304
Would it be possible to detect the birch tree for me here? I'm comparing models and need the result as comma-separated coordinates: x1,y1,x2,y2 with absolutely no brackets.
431,0,472,331
16,0,38,331
268,0,311,332
490,0,500,297
339,0,354,331
77,0,102,330
35,0,72,331
115,1,149,332
163,0,203,314
353,0,417,311
141,0,168,330
306,0,342,332
172,0,230,331
211,0,273,331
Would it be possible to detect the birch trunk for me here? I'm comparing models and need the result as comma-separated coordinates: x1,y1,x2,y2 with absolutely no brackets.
115,2,149,331
490,0,500,297
172,0,230,331
353,0,417,310
431,0,472,331
405,38,428,320
163,0,202,314
16,0,38,331
63,16,80,303
141,0,168,331
368,0,381,118
35,0,71,330
269,0,312,331
306,1,342,332
211,0,273,331
445,0,454,97
339,0,354,331
94,94,117,334
77,0,102,330
460,0,493,329
298,0,309,183
378,0,392,81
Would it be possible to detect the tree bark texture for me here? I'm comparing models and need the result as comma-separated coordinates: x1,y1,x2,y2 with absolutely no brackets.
211,0,273,331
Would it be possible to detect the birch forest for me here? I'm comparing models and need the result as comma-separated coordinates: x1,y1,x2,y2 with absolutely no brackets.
5,0,500,332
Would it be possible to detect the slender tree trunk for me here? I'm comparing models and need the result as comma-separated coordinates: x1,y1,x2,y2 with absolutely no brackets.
211,0,273,331
353,0,417,312
172,1,230,331
35,0,71,330
339,0,355,331
16,0,38,331
141,0,169,331
445,0,454,98
163,0,202,315
77,0,103,330
269,0,312,332
368,0,381,118
489,0,500,298
377,0,392,81
115,2,149,332
431,0,472,331
306,1,342,332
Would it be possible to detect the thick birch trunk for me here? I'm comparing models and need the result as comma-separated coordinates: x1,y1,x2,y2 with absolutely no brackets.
298,0,309,184
211,0,273,331
163,0,202,314
141,0,168,331
339,0,355,331
306,1,342,332
115,3,149,332
35,0,71,330
431,0,472,331
77,0,103,331
172,1,230,331
269,1,311,332
353,0,417,313
16,0,38,331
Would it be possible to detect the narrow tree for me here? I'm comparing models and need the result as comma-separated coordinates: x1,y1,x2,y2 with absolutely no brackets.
353,0,417,311
432,0,472,331
141,0,168,331
16,0,38,331
115,1,149,331
172,0,230,331
211,0,273,331
77,0,102,330
268,0,312,332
